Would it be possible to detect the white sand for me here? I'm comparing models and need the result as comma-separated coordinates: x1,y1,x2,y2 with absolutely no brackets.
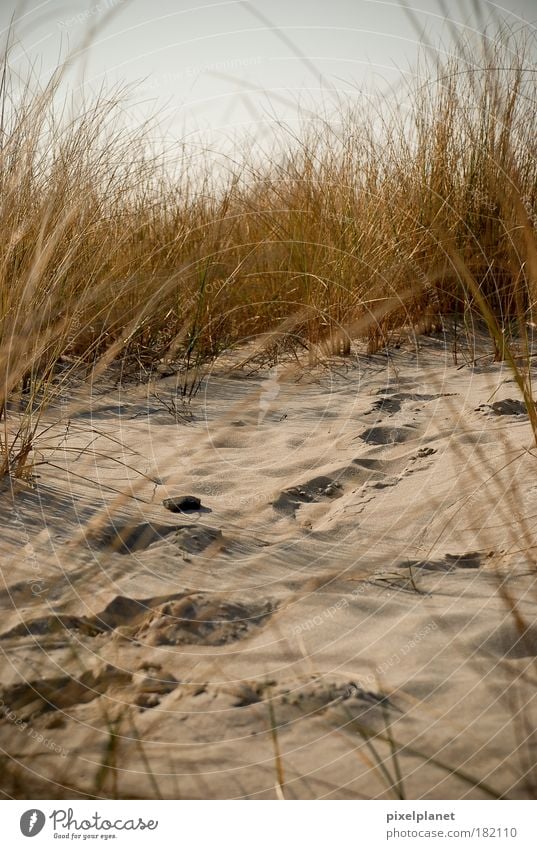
1,334,536,799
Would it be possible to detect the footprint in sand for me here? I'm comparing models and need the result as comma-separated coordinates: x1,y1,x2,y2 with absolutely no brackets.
1,592,274,649
272,476,344,516
272,456,408,523
230,677,399,728
138,594,274,646
476,398,528,417
366,389,456,419
358,424,418,446
91,520,224,556
0,663,132,720
98,591,273,646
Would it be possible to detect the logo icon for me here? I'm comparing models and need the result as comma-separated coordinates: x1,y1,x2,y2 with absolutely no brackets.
20,810,46,837
258,366,281,425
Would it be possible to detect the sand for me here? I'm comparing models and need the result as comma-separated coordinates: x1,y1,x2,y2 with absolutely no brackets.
1,332,536,799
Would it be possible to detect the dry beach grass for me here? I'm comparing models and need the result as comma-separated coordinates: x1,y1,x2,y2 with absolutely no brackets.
0,16,536,798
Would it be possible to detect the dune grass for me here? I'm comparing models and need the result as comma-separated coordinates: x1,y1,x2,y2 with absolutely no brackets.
0,24,537,478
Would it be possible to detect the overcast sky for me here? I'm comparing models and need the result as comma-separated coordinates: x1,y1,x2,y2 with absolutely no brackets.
2,0,536,148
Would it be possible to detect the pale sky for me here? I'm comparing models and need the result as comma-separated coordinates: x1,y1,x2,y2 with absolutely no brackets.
2,0,536,148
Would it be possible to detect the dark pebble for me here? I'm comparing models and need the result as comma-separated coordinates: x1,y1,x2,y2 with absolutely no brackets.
163,495,201,512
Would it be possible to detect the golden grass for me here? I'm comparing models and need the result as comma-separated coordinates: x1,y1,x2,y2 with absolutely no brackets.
0,23,536,476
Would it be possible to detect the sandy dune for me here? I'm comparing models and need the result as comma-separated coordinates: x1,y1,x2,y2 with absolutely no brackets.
1,334,536,799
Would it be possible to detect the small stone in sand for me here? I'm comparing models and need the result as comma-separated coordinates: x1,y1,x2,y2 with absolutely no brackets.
163,495,201,512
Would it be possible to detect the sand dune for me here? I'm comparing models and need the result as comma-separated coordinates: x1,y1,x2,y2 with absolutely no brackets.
1,335,536,799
